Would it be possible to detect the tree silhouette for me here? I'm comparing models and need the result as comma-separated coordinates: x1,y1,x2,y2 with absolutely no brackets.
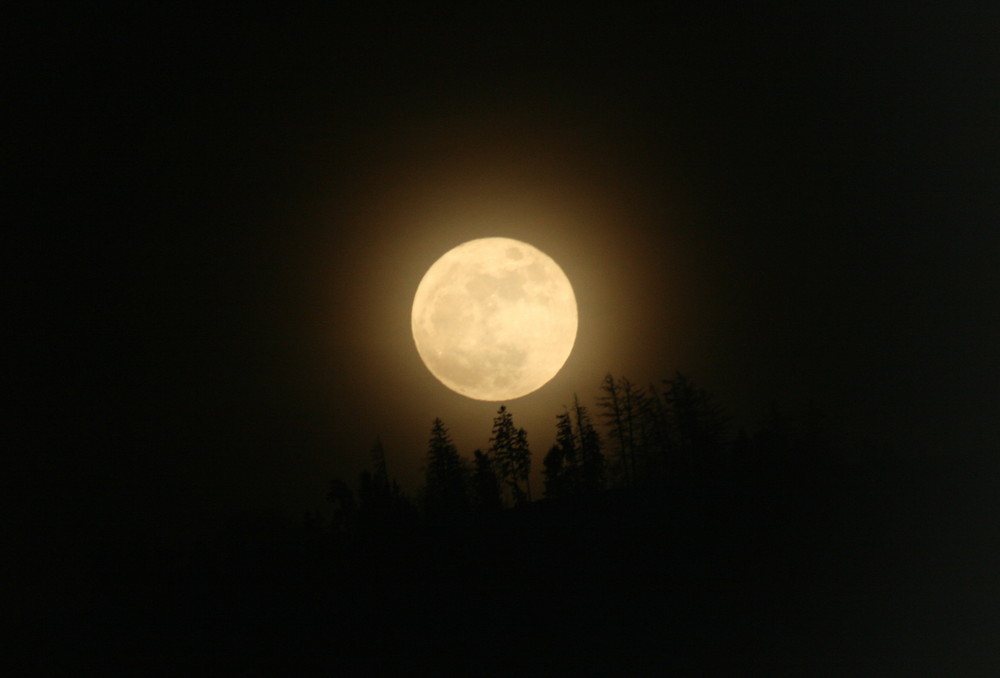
327,439,416,539
598,374,644,486
423,418,470,521
639,381,675,480
471,448,503,517
595,372,731,483
572,394,606,494
490,405,532,506
358,438,391,515
513,426,532,503
543,410,577,499
545,397,606,499
662,371,730,473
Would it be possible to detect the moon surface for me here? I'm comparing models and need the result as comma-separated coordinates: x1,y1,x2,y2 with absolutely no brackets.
411,237,578,401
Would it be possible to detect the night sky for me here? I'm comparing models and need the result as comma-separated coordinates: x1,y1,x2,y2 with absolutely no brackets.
11,5,1000,548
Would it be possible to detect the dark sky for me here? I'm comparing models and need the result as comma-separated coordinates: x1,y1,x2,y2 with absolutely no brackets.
10,5,1000,544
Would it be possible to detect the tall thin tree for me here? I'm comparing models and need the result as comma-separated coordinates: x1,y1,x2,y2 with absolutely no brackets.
471,448,502,516
490,405,532,506
573,394,605,494
664,372,730,472
599,374,636,486
640,382,675,481
543,410,578,499
513,426,532,504
424,418,469,521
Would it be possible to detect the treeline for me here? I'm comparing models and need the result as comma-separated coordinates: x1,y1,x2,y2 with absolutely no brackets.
22,372,851,675
327,371,831,537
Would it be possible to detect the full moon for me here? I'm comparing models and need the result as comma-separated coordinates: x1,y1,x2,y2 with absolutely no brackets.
411,237,578,401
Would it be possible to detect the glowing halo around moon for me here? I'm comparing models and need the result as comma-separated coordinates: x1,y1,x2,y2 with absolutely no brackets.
411,237,578,401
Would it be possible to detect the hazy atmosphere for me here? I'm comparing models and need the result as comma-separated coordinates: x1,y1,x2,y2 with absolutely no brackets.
10,4,1000,674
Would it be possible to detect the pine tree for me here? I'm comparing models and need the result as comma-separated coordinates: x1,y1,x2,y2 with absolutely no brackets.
490,405,532,506
471,449,502,516
664,372,730,473
641,381,676,481
424,418,469,521
543,410,577,499
513,426,532,504
600,375,664,486
490,405,514,504
573,394,605,494
356,438,417,538
598,374,635,486
360,437,392,514
543,443,567,499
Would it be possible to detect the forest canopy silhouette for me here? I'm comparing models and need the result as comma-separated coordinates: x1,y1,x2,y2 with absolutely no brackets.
323,371,833,539
20,368,992,676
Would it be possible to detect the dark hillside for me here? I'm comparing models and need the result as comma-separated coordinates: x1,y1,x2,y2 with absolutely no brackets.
17,455,999,676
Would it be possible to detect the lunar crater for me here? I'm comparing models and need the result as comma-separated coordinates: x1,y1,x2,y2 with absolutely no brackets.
411,237,577,401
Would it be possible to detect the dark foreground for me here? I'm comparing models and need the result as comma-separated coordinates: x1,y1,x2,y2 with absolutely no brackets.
12,457,1000,676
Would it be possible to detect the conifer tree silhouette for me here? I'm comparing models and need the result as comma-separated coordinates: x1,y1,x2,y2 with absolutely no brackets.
545,397,606,499
543,410,577,499
423,418,469,521
471,448,502,516
599,374,642,486
663,372,729,472
490,405,532,506
640,381,675,480
572,394,606,494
